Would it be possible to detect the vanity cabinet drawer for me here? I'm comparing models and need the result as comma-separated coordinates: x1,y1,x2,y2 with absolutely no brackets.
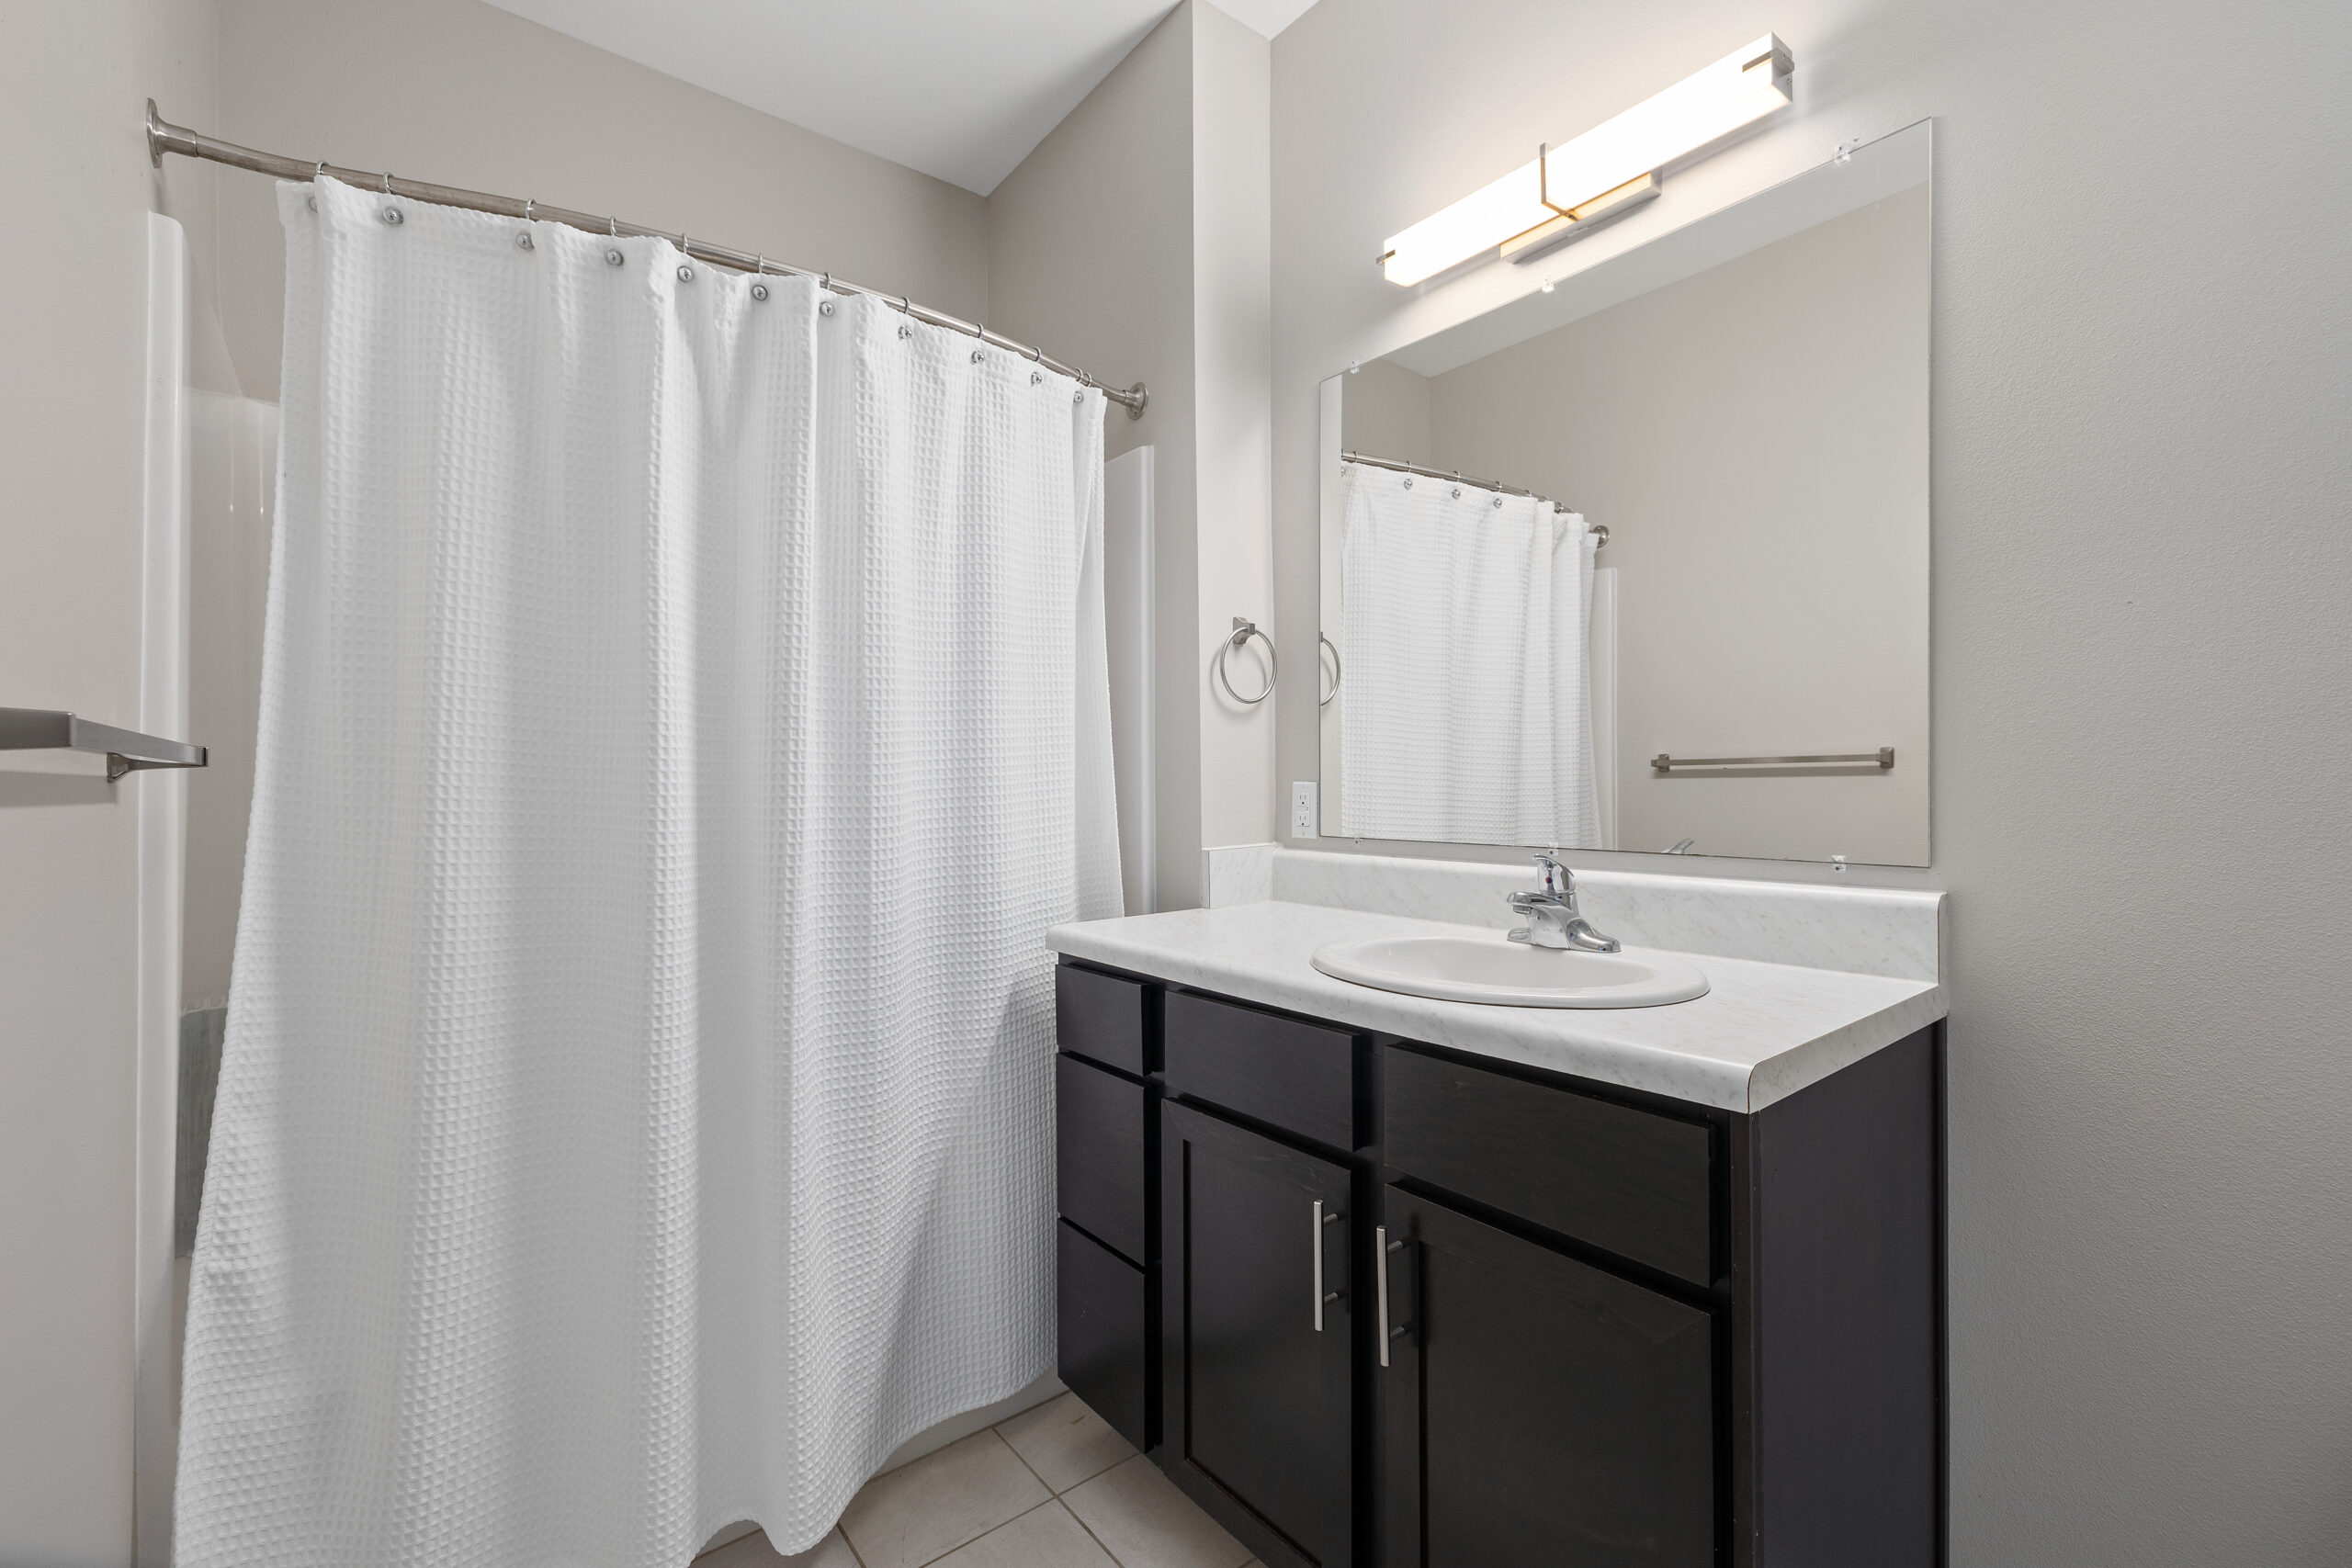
1058,1219,1151,1452
1057,1054,1148,1264
1384,1045,1715,1288
1164,991,1356,1151
1057,964,1148,1077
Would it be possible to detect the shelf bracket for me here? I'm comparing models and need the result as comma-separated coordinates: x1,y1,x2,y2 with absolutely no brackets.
0,708,208,782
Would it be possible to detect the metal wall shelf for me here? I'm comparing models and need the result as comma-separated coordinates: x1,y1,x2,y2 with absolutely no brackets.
0,708,207,781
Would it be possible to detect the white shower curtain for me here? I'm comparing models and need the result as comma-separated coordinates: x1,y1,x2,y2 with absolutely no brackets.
175,177,1121,1568
1339,462,1600,846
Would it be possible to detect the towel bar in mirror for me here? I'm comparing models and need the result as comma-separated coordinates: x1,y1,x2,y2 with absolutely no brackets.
1651,749,1894,772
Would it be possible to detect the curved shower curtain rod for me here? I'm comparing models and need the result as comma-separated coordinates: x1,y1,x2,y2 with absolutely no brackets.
1340,450,1607,546
144,101,1148,420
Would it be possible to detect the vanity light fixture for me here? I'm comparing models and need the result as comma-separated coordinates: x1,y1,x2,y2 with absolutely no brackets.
1378,33,1794,286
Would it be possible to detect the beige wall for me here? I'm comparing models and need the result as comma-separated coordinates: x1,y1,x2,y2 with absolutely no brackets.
212,0,989,401
1423,184,1930,863
1336,357,1429,464
0,2,221,1560
1273,0,2352,1559
988,6,1202,908
989,1,1273,909
1189,3,1277,859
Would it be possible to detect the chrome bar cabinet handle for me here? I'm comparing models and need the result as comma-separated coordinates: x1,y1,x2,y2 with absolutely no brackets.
1376,1225,1392,1366
1313,1200,1341,1330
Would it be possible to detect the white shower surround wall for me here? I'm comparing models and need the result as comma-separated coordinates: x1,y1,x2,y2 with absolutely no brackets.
175,176,1122,1568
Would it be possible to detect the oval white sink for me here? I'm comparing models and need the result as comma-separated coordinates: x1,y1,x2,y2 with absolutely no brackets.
1311,933,1708,1009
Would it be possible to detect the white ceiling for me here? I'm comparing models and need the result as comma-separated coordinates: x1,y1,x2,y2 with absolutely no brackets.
482,0,1321,196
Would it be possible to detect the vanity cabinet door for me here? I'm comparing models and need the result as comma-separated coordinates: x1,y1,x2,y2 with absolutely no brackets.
1162,1101,1353,1568
1381,1187,1714,1568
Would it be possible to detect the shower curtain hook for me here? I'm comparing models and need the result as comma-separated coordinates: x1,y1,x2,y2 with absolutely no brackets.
380,170,391,196
313,159,325,182
524,197,534,222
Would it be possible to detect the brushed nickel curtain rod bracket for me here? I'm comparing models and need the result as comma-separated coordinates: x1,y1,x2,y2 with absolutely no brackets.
144,100,1148,420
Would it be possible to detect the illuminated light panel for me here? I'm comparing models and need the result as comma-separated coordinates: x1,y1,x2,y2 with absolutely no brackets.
1379,34,1793,287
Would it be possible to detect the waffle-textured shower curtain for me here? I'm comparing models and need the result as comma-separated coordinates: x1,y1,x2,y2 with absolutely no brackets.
175,177,1121,1568
1340,461,1600,846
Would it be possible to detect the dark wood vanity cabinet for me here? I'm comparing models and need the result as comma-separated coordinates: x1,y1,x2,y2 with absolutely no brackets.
1160,1101,1355,1568
1052,965,1158,1453
1054,958,1945,1568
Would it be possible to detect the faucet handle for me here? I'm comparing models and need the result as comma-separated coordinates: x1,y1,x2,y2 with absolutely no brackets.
1531,852,1569,896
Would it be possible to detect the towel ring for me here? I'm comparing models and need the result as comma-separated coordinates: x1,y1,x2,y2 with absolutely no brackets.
1318,633,1341,707
1216,618,1277,705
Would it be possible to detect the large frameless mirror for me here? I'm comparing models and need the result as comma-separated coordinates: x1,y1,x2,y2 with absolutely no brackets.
1317,120,1931,866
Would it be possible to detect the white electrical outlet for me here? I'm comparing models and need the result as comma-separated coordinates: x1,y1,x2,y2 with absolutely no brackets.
1291,781,1319,839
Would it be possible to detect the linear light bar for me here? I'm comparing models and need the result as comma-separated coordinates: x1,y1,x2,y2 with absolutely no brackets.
1379,34,1793,287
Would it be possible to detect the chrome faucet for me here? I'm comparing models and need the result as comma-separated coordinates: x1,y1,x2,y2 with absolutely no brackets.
1506,853,1621,953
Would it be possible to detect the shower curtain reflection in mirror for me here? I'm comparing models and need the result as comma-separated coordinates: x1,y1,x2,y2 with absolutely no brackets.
1337,461,1604,847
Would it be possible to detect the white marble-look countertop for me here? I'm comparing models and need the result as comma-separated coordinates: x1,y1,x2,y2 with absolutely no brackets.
1046,900,1945,1113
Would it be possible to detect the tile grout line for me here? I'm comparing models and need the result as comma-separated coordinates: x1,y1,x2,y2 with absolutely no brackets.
907,1495,1065,1568
987,1416,1136,1566
895,1425,1076,1568
989,1417,1057,1497
1063,1495,1135,1568
1059,1454,1159,1568
735,1405,1154,1568
986,1402,1136,1568
987,1403,1131,1499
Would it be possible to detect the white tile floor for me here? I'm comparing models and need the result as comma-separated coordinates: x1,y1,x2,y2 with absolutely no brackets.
697,1393,1261,1568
